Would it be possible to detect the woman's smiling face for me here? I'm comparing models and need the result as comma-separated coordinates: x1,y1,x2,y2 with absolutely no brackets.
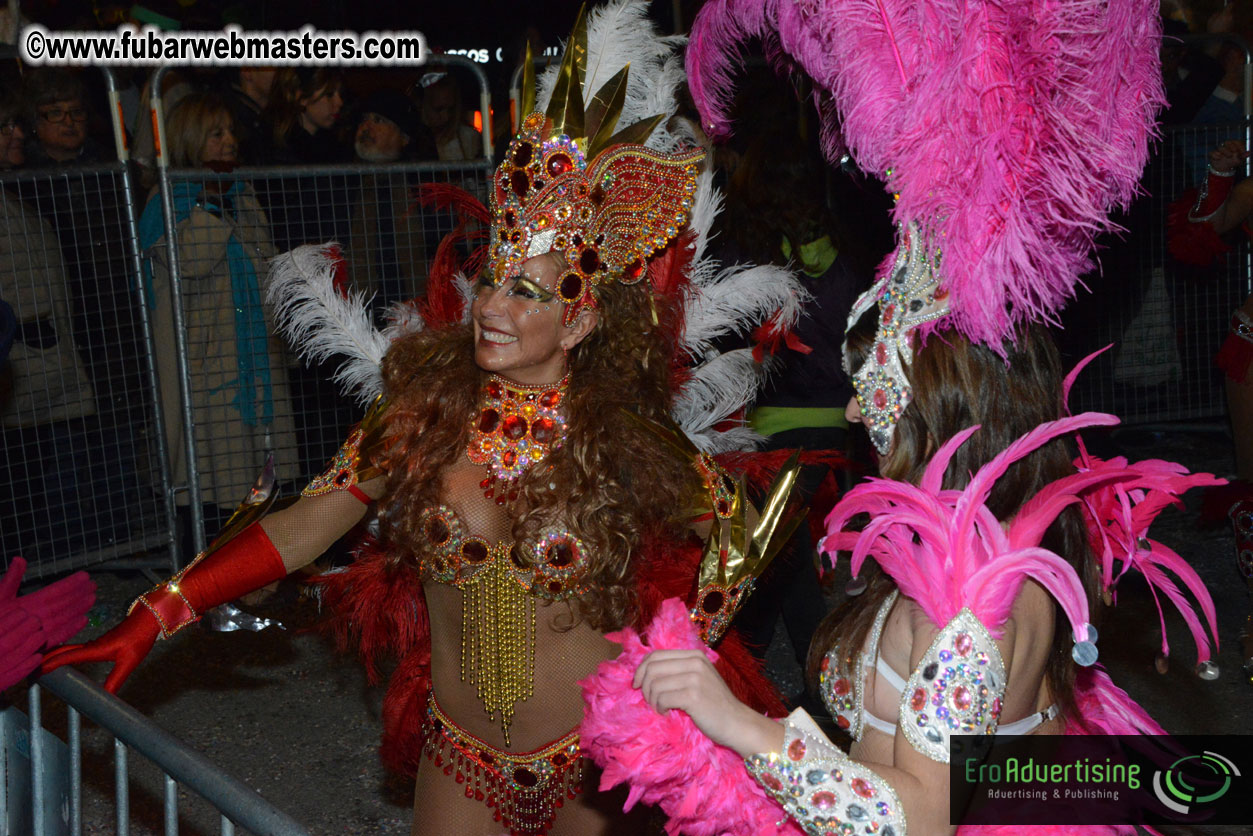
470,253,595,385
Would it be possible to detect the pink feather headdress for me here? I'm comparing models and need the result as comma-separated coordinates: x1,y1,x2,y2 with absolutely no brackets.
687,0,1165,452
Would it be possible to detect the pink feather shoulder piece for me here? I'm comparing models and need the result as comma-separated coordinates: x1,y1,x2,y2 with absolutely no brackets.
820,409,1220,673
687,0,1164,349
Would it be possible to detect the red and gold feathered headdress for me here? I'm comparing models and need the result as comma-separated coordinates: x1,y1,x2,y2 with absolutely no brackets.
488,8,703,325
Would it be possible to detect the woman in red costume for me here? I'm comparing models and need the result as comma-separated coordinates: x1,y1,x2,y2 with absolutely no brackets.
42,4,806,834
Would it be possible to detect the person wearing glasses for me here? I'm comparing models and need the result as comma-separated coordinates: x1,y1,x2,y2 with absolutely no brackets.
21,69,104,166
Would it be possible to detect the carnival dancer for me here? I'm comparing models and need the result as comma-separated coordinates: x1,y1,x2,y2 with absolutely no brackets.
581,0,1225,833
42,4,811,834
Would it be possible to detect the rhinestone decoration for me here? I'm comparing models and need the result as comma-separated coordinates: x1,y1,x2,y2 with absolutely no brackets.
899,608,1005,763
467,374,569,505
843,223,951,454
818,592,898,741
745,712,907,836
489,112,702,327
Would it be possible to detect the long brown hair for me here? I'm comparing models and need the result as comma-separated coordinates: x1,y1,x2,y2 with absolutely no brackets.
377,279,701,631
808,312,1099,722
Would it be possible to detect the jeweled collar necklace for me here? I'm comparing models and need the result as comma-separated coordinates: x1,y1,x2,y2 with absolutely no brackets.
466,373,570,504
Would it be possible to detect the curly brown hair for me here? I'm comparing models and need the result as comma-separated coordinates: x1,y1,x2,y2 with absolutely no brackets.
376,279,702,631
808,313,1099,724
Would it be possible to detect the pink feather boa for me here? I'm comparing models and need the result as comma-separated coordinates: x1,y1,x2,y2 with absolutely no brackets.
581,597,803,836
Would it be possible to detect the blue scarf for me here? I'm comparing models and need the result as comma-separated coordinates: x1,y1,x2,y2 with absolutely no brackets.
139,180,274,426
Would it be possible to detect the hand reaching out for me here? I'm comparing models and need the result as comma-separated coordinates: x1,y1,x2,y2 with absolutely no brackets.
0,558,95,692
633,648,784,758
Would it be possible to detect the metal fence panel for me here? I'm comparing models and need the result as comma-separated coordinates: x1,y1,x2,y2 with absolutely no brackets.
0,164,174,579
1062,120,1253,424
150,159,492,553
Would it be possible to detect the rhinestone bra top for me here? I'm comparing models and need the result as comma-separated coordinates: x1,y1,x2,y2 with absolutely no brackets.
416,504,589,601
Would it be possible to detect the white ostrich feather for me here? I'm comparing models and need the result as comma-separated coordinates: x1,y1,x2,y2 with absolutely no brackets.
535,0,684,152
682,263,808,358
672,348,763,441
265,244,392,406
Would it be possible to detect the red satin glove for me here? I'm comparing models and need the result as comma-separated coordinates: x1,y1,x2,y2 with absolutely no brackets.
0,557,96,691
41,523,286,694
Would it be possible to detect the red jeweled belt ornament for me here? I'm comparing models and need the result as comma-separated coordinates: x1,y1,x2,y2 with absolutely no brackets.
467,373,570,505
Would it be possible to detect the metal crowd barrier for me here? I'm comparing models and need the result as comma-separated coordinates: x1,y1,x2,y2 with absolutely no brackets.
0,55,178,581
1063,34,1253,424
3,668,310,835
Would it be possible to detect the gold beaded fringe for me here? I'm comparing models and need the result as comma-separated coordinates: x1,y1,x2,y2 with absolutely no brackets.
461,550,536,744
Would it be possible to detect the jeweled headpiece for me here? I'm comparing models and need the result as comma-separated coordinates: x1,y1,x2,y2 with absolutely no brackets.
489,8,703,326
843,224,949,453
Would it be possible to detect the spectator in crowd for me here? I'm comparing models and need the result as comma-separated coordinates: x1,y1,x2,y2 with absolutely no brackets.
0,90,103,562
22,69,105,165
345,89,433,309
262,68,352,251
219,66,278,165
138,92,297,543
420,72,482,162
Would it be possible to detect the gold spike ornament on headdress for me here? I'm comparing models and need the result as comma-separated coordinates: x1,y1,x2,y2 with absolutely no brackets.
489,6,703,326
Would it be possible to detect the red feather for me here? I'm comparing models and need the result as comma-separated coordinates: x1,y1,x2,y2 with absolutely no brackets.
413,183,491,328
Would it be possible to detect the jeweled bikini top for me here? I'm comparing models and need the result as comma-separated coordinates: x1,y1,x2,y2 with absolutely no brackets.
416,504,589,601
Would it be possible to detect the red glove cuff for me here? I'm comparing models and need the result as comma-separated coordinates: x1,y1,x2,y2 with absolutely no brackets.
132,524,287,639
1191,168,1237,221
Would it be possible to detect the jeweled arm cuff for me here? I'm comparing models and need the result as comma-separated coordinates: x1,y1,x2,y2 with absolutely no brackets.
1190,167,1238,221
746,708,907,836
128,573,200,639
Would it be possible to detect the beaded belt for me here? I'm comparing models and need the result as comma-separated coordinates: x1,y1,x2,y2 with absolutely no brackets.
421,692,582,836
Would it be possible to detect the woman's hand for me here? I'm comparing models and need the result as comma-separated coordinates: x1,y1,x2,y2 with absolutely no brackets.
40,607,160,694
633,649,784,758
1210,140,1248,174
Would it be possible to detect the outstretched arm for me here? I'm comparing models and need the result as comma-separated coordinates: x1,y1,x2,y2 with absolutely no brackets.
41,471,385,694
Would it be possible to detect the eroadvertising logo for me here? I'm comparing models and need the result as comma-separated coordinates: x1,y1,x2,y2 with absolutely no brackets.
1152,751,1240,815
950,736,1250,827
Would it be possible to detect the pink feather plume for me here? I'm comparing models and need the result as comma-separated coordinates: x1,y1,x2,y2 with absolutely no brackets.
687,0,1165,350
580,598,803,836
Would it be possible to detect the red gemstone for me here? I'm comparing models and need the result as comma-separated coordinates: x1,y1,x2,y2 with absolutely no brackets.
875,341,889,366
701,589,725,614
624,259,645,282
333,470,351,486
478,408,501,433
487,380,503,398
832,677,851,697
546,153,573,176
511,170,530,198
513,142,533,167
548,580,564,594
873,388,888,410
579,248,600,275
502,449,517,468
514,767,538,788
910,687,927,712
462,540,489,563
716,499,730,516
552,753,568,767
787,738,806,761
589,184,605,204
762,774,783,792
811,791,836,810
820,656,830,672
882,304,896,324
836,714,851,730
851,777,875,798
547,541,575,567
539,389,561,408
504,208,516,228
502,415,528,440
559,273,584,301
532,417,556,444
425,517,450,545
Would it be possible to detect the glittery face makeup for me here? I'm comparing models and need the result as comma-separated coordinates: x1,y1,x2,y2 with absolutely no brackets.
471,253,576,385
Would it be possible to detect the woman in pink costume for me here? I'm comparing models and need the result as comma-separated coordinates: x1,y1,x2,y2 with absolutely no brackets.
579,0,1223,833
